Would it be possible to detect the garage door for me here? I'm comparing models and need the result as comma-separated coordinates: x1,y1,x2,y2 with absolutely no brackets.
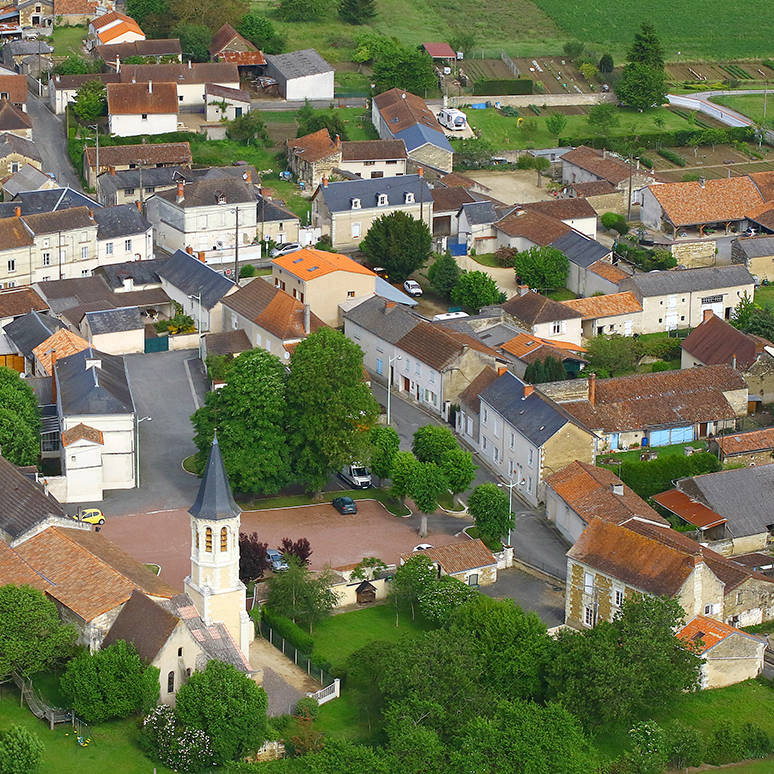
649,426,694,447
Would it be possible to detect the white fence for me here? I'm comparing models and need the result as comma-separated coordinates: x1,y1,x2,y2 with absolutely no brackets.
307,678,340,706
666,94,750,128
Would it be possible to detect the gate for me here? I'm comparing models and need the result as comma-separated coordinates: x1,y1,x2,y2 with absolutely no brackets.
145,335,169,354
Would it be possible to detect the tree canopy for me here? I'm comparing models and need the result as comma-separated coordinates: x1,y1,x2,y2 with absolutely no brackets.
615,62,667,110
411,424,458,464
239,532,270,583
369,425,400,482
169,0,248,32
451,270,503,313
545,113,568,144
440,447,477,503
524,355,567,384
73,80,106,121
372,46,436,95
586,102,621,138
428,252,462,298
627,21,665,70
512,245,569,293
171,23,212,61
387,554,435,622
0,725,44,774
467,482,514,545
266,557,339,631
296,100,349,141
338,0,376,24
226,111,269,146
236,12,286,54
277,0,329,21
360,211,432,283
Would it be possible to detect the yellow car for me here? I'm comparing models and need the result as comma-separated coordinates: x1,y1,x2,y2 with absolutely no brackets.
77,508,105,525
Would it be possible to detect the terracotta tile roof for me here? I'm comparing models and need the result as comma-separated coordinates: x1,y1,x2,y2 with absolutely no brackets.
562,145,642,186
649,177,765,228
33,328,89,375
61,422,104,447
422,42,456,58
523,198,597,221
203,329,251,357
546,460,668,528
502,290,583,325
53,0,96,15
748,204,774,231
401,539,496,574
85,142,192,170
0,215,34,249
205,83,250,103
0,100,31,132
458,365,499,411
117,62,238,86
562,291,642,320
0,286,47,319
588,260,628,284
209,22,257,57
551,364,747,433
287,128,339,164
439,172,487,190
651,489,727,530
749,171,774,202
0,539,51,591
373,88,439,135
568,180,617,197
431,186,475,212
494,208,571,244
341,139,407,162
220,50,266,65
678,615,762,654
272,246,375,281
500,332,586,364
716,427,774,457
681,313,758,369
15,527,176,622
107,81,177,115
97,19,144,45
397,320,498,372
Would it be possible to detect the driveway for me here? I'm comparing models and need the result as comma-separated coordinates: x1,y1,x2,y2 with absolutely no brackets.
481,567,566,627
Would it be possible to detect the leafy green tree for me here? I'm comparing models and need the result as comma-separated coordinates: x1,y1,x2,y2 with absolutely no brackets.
53,56,100,75
390,450,418,510
172,23,212,62
338,0,375,24
579,62,597,80
266,557,339,631
60,640,159,723
467,482,514,545
453,138,495,167
616,63,667,110
449,31,476,58
0,585,76,678
296,100,349,141
0,725,44,774
277,0,328,21
286,328,379,494
451,270,503,313
428,252,461,298
418,576,479,625
512,245,569,293
191,348,292,495
409,461,448,537
624,721,668,774
0,409,39,468
698,127,727,152
524,355,566,384
73,80,106,121
619,452,720,500
169,0,248,31
350,557,388,581
731,291,758,331
523,359,547,385
236,11,286,54
585,334,639,376
441,447,477,506
387,554,435,622
127,0,170,35
360,211,432,283
600,211,627,231
587,102,621,139
369,425,400,483
545,113,568,145
599,53,614,73
226,111,269,146
372,46,436,95
563,41,585,60
175,659,268,765
627,22,665,70
412,424,457,464
519,117,538,143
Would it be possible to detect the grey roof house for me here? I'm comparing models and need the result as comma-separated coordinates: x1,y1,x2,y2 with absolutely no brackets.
3,309,66,370
82,307,144,355
264,48,334,101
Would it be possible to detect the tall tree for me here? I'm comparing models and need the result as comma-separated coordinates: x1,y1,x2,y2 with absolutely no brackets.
411,424,457,464
451,270,503,313
286,328,379,494
428,252,462,298
238,532,270,583
296,100,349,141
235,11,286,54
372,46,436,95
338,0,376,25
127,0,170,35
418,576,479,625
615,63,667,110
266,557,339,631
545,113,568,145
278,537,313,565
0,585,76,678
599,53,614,73
387,554,435,622
525,356,566,384
441,447,477,506
169,0,248,31
512,245,569,293
190,348,292,495
172,23,213,62
586,102,621,140
0,367,41,466
369,425,400,483
390,450,418,510
360,211,432,283
226,111,269,146
408,461,448,538
468,483,514,545
175,659,268,765
73,80,106,121
627,22,665,70
0,725,44,774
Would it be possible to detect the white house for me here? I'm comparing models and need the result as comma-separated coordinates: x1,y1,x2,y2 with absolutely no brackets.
204,84,251,122
94,203,154,265
107,81,178,138
89,11,145,46
338,140,408,180
500,291,584,347
264,49,334,101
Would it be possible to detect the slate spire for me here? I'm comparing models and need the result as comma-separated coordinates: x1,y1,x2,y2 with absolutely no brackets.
188,434,241,520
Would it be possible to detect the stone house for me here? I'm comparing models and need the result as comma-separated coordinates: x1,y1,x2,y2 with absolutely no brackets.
96,39,182,69
400,540,498,586
618,265,755,333
81,307,144,355
681,310,763,371
731,234,774,282
53,0,98,26
499,291,584,347
565,518,774,630
209,23,266,71
16,0,53,28
0,132,41,180
538,365,748,452
286,129,341,190
562,291,643,340
83,142,192,188
0,101,32,140
563,180,626,216
710,427,774,467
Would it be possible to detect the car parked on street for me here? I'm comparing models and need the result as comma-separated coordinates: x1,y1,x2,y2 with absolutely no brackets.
403,279,423,296
75,508,105,525
270,242,302,258
267,549,289,572
332,496,357,514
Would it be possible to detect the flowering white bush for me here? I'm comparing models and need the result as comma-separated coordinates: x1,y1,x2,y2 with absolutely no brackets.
141,705,216,773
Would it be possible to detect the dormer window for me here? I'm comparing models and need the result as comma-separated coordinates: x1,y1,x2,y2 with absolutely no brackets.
377,193,388,206
217,194,226,204
351,198,361,209
404,192,415,204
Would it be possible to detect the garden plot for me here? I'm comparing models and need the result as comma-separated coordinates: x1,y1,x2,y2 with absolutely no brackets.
513,57,592,95
666,61,774,84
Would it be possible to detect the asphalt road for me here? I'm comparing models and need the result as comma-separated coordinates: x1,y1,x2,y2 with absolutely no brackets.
26,91,83,191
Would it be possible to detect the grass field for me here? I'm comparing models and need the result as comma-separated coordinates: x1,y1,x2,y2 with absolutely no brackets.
712,94,770,125
757,284,774,307
51,25,86,57
597,440,706,466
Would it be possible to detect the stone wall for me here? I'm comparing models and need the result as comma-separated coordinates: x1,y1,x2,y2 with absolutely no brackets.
671,240,716,268
467,93,616,108
586,191,626,216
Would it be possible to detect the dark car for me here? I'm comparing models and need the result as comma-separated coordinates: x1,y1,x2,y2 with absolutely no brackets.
332,496,357,514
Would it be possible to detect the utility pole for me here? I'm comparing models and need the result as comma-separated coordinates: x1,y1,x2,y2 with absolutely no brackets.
233,206,239,282
90,124,99,183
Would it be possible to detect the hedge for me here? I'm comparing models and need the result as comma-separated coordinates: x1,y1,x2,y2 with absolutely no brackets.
659,148,687,167
473,79,533,96
558,126,754,151
261,606,314,654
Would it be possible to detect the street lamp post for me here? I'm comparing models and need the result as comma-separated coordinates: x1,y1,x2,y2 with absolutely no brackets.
135,415,152,487
189,292,202,359
497,476,520,547
386,354,402,425
89,124,99,184
230,207,240,281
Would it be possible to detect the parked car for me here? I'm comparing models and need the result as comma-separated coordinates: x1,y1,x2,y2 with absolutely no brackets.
403,279,423,297
270,242,302,258
76,508,104,525
267,549,289,572
413,543,433,551
332,496,357,514
340,464,372,489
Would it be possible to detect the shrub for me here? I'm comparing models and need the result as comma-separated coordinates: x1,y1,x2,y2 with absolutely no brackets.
239,264,256,278
658,148,687,166
601,212,627,231
494,246,518,267
141,705,215,774
295,697,320,719
639,337,682,360
472,79,533,95
0,724,44,774
650,360,670,372
619,453,721,500
261,607,314,654
664,721,704,769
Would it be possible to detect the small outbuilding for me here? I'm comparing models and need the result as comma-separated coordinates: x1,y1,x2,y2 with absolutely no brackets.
264,49,334,101
355,580,377,604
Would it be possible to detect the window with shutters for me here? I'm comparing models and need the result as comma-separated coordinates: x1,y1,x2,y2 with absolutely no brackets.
205,527,212,552
221,527,228,552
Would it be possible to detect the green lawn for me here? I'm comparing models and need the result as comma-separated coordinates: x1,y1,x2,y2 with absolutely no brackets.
546,287,578,301
262,107,377,142
712,94,769,125
469,252,501,268
597,439,707,466
51,25,86,57
0,689,173,774
238,488,411,517
756,284,774,308
463,106,698,151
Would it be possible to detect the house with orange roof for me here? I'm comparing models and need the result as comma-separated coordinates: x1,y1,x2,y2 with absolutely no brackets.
710,427,774,467
400,539,498,586
88,11,144,46
678,615,766,689
287,128,341,189
562,291,643,340
498,331,587,379
32,327,89,376
271,246,376,326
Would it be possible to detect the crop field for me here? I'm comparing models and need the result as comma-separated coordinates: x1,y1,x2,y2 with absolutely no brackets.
526,0,774,61
463,59,515,82
667,61,774,84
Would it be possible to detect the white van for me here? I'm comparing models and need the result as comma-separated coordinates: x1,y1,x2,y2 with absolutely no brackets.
340,464,372,489
437,108,468,131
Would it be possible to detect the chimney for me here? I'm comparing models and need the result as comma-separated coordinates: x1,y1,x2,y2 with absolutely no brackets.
384,300,396,311
732,354,737,370
611,483,624,496
148,80,152,94
88,209,94,218
636,158,640,170
497,366,508,376
115,54,120,73
56,74,60,83
198,251,206,263
335,133,341,147
418,167,424,177
14,206,20,217
188,59,192,69
703,308,714,322
522,384,534,398
518,284,529,296
589,372,596,408
132,77,136,84
304,303,310,335
176,180,185,203
122,277,133,291
135,199,142,212
603,149,607,159
244,170,251,183
110,166,116,176
322,175,328,188
699,176,706,188
186,245,193,255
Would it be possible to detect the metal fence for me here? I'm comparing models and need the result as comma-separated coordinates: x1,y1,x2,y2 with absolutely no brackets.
501,51,519,78
258,621,333,688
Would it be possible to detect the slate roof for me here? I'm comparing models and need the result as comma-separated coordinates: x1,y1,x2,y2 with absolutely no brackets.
94,257,167,290
34,275,116,311
678,615,763,655
0,453,66,540
222,277,325,340
32,328,89,375
402,539,496,574
681,313,760,369
3,165,53,198
265,48,333,79
316,173,432,213
4,40,54,56
550,230,610,269
3,310,65,357
189,435,241,521
343,294,419,344
61,422,103,446
562,291,642,320
460,200,497,225
502,291,583,325
394,123,452,154
716,427,774,457
156,249,235,309
107,81,177,115
97,165,184,197
458,365,499,412
341,139,407,161
0,132,39,162
545,460,668,529
93,203,151,240
287,128,338,164
257,195,299,225
204,328,251,357
524,198,597,221
480,370,588,447
562,145,644,186
619,265,754,297
84,142,192,170
0,285,46,319
732,235,774,259
494,208,571,244
155,176,256,208
22,205,96,235
272,246,375,281
55,346,135,416
3,187,98,215
85,306,143,334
